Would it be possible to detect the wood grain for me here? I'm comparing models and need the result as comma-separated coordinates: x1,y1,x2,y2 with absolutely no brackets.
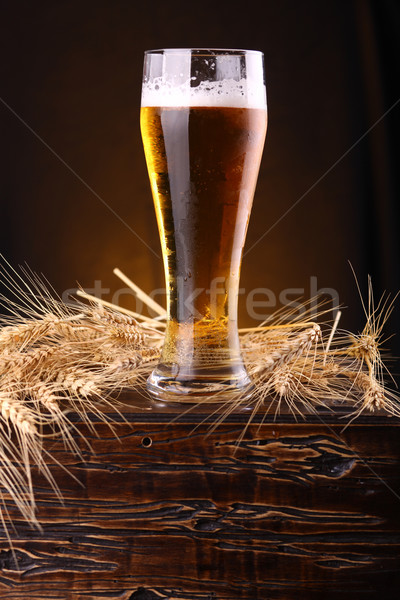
0,393,399,599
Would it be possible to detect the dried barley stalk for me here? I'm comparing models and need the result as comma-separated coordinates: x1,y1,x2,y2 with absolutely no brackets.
0,258,399,550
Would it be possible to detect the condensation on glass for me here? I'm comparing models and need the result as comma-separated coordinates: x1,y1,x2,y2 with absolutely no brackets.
141,49,268,402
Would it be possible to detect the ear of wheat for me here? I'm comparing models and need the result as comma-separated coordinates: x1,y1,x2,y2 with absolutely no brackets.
0,255,398,557
0,257,163,549
236,289,400,430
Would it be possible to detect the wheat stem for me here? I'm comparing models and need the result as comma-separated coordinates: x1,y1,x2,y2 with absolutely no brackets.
323,310,342,366
252,324,321,375
113,268,166,317
76,289,166,326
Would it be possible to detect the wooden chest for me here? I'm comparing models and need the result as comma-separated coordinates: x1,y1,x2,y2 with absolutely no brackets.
1,394,399,599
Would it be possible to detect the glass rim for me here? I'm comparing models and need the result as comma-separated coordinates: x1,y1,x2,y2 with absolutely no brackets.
144,48,264,57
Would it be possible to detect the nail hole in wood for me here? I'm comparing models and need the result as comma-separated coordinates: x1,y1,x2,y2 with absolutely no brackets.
141,436,152,448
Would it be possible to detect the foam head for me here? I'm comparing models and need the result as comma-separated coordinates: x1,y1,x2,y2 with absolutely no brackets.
141,49,267,109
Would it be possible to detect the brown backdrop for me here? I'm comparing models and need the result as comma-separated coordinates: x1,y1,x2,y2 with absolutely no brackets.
1,0,399,363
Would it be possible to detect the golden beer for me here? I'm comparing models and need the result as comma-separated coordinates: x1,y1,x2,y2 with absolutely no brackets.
141,49,267,400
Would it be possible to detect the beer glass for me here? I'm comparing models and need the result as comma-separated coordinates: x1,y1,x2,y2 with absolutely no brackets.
141,49,267,401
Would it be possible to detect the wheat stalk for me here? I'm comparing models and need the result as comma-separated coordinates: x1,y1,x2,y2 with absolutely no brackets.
0,257,399,557
272,364,297,397
91,307,146,347
0,392,38,437
113,267,167,317
29,382,62,415
249,324,321,376
0,316,54,350
109,346,159,373
0,263,163,547
53,367,100,398
351,372,386,411
76,288,166,327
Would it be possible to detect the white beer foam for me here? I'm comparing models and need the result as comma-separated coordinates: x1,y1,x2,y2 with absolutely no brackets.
141,78,267,109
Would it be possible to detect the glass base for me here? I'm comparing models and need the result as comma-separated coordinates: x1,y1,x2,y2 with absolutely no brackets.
146,370,254,404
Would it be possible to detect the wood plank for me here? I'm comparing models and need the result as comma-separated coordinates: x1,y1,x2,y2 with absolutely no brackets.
0,392,399,598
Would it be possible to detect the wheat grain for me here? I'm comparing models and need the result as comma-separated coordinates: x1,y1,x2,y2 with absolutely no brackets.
55,368,100,398
91,307,146,348
92,307,138,327
51,320,100,342
29,383,62,414
108,323,145,346
272,364,297,397
0,316,54,350
110,354,143,372
0,392,38,436
347,333,380,365
0,261,399,547
0,313,97,351
251,324,321,375
141,346,160,362
107,347,159,378
2,345,59,376
347,371,385,411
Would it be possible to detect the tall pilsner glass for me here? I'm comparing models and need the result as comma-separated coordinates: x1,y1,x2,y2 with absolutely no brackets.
141,49,267,401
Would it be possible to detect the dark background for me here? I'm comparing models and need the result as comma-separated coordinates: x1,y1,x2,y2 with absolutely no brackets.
0,0,399,366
